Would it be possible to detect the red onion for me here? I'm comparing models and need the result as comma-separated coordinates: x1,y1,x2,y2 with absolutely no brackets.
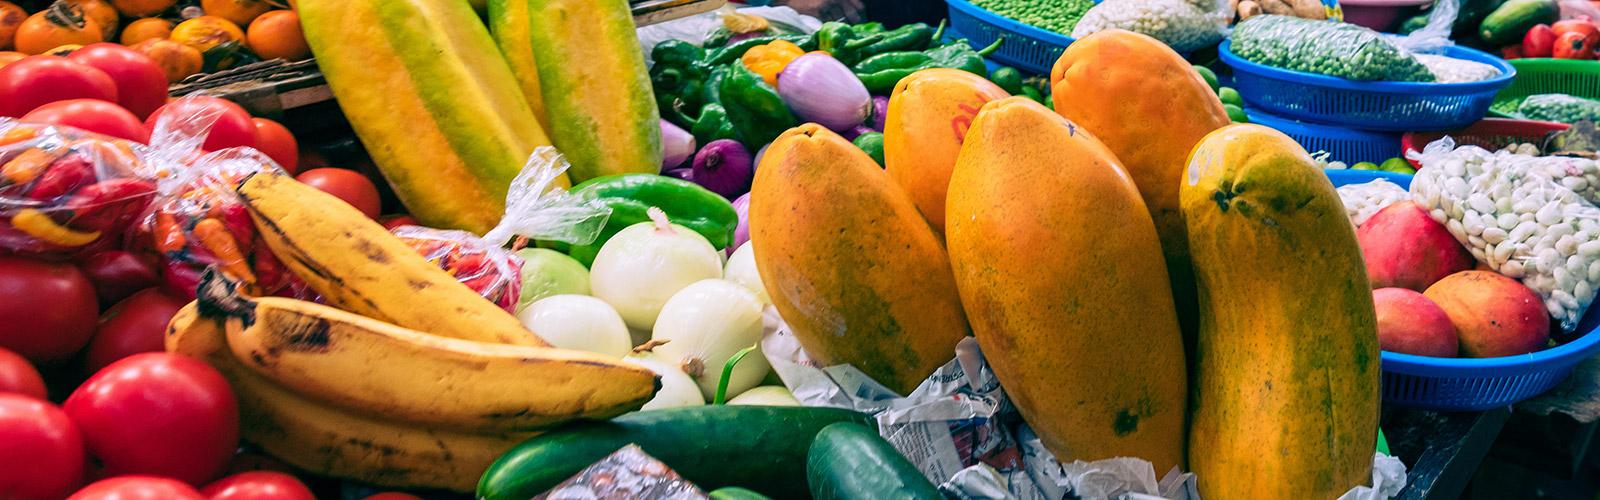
729,192,750,255
840,125,874,142
869,96,888,131
777,53,871,132
691,139,753,199
660,119,696,171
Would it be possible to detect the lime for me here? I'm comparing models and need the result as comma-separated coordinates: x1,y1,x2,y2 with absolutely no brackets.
1224,104,1248,123
1352,161,1379,171
1379,157,1415,174
514,248,592,313
1218,87,1243,107
1194,65,1220,93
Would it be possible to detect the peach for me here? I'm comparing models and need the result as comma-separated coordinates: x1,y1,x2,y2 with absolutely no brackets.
1373,288,1459,357
1424,271,1550,358
1358,202,1475,291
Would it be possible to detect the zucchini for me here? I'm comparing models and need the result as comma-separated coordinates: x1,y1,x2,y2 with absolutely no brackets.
806,423,940,499
477,406,871,500
1479,0,1558,45
709,487,773,500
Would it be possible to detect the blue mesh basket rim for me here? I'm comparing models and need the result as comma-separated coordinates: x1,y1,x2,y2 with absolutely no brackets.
946,0,1076,48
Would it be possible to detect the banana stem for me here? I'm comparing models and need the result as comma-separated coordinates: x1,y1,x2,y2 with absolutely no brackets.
713,344,760,405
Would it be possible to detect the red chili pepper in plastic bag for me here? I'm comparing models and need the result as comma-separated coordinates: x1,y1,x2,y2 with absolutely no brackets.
27,153,97,201
252,240,291,293
2,148,61,185
192,217,257,285
65,178,157,232
208,202,254,252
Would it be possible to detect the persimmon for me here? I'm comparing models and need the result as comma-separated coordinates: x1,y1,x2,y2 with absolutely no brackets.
119,17,173,45
65,0,118,39
14,3,104,55
131,38,200,82
200,0,272,27
110,0,176,17
43,43,80,55
245,10,306,61
170,15,243,52
0,51,24,67
0,1,24,51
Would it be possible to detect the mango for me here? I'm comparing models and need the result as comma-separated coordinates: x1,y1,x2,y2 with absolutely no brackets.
884,68,1009,232
750,124,969,395
945,97,1187,472
1374,287,1459,357
1425,270,1550,358
1358,202,1475,292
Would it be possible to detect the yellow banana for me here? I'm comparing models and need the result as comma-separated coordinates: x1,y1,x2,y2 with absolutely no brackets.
197,274,660,431
235,172,546,347
167,301,536,492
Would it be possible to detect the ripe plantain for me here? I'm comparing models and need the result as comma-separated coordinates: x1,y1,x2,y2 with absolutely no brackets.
197,271,659,431
234,172,546,347
167,299,538,492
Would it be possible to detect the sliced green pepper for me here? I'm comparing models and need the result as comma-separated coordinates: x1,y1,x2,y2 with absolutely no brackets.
720,64,797,149
562,174,739,267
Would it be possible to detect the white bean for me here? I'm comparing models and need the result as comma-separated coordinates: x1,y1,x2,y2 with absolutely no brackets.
1498,213,1520,230
1483,227,1508,245
1468,194,1494,214
1559,235,1578,255
1504,260,1527,278
1510,221,1539,244
1578,281,1594,303
1581,240,1600,257
1537,202,1562,225
1447,219,1467,242
1591,259,1600,282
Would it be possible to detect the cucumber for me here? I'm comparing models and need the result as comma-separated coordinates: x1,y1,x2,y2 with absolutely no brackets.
807,423,941,500
709,487,773,500
477,406,872,500
1479,0,1558,45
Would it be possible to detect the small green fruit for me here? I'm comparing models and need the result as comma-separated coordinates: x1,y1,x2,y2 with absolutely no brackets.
1224,104,1248,123
1195,65,1220,93
1379,157,1415,174
514,248,592,313
1352,161,1379,171
1218,87,1243,107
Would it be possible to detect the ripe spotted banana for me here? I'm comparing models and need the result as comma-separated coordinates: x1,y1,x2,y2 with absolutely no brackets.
197,272,660,431
167,301,537,492
235,172,546,347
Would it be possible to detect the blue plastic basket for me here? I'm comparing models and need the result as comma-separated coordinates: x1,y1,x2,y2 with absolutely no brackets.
1220,41,1517,132
1249,108,1402,165
1328,170,1600,411
945,0,1075,74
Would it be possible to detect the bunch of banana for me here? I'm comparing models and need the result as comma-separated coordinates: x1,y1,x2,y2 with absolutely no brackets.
160,172,661,492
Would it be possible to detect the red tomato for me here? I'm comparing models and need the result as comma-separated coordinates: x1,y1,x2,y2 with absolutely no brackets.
362,494,424,500
79,250,162,306
1554,31,1598,60
69,476,205,500
23,99,151,143
0,347,46,399
296,168,382,219
0,256,100,363
1553,17,1600,40
0,57,118,118
67,44,169,120
0,394,85,499
252,118,299,174
379,214,419,230
145,96,257,151
84,289,187,373
201,472,315,500
1523,24,1557,58
64,353,239,486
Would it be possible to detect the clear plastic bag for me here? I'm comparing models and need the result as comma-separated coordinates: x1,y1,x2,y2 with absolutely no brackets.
1415,54,1500,83
1337,178,1411,227
0,120,157,259
389,147,612,313
1071,0,1232,53
1229,15,1436,82
1519,94,1600,124
1409,138,1600,332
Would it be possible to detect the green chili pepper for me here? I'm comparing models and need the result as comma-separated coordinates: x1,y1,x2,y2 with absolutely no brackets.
854,51,933,74
989,66,1024,95
857,66,924,94
852,132,885,167
817,22,855,53
561,174,740,266
855,22,886,34
689,103,739,146
720,64,797,148
855,23,936,59
927,37,1005,76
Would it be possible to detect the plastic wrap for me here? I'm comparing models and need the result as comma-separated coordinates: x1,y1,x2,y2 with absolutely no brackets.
1518,94,1600,125
1415,54,1500,83
1410,138,1600,332
0,120,157,259
1338,178,1411,227
1071,0,1231,53
389,147,612,313
1229,15,1435,82
636,5,821,57
535,445,708,500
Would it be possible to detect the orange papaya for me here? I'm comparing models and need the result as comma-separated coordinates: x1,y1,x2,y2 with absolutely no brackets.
1050,29,1231,349
1181,124,1379,498
750,124,969,395
884,68,1009,232
945,97,1187,472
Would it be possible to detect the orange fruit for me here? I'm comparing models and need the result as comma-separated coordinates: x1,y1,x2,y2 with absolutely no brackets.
14,5,104,55
0,1,24,51
200,0,273,27
0,50,25,67
132,38,201,82
119,17,173,45
64,0,118,39
109,0,177,17
245,10,306,61
170,15,243,52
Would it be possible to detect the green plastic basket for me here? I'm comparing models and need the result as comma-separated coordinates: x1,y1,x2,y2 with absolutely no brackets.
1491,59,1600,117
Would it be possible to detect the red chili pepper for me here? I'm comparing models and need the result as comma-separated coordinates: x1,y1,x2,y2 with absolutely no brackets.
153,211,187,255
208,202,254,254
27,153,96,201
192,217,257,285
65,179,157,232
252,240,291,293
161,257,203,300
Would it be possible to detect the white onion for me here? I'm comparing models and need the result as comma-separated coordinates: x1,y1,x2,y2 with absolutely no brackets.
517,295,632,358
625,353,706,410
723,242,769,305
650,279,770,401
590,208,724,330
726,385,799,406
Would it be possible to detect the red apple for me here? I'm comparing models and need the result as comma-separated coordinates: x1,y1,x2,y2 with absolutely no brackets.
1424,271,1550,358
1358,202,1475,291
1373,288,1459,357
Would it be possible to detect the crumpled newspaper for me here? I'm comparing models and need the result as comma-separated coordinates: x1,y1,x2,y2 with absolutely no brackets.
761,309,1408,500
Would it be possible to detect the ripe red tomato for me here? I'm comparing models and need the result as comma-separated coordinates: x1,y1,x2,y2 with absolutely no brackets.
23,99,151,143
1553,17,1600,40
145,96,257,151
362,494,424,500
1555,31,1599,60
68,476,205,500
252,118,299,174
0,56,118,118
67,44,169,120
201,472,315,500
0,347,47,399
84,289,188,373
64,353,239,486
79,250,162,306
0,394,85,499
296,168,382,219
379,214,419,230
0,256,100,363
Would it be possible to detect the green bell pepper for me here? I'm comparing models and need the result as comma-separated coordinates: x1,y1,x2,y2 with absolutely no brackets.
852,131,885,167
690,103,739,146
562,174,740,267
720,63,797,149
652,40,705,68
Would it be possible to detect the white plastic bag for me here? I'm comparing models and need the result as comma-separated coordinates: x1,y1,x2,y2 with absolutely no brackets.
1072,0,1232,52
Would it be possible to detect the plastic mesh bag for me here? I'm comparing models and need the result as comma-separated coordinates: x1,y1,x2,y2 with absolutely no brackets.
1229,15,1436,82
1519,94,1600,124
0,120,157,259
389,147,612,313
1071,0,1231,53
1409,138,1600,332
